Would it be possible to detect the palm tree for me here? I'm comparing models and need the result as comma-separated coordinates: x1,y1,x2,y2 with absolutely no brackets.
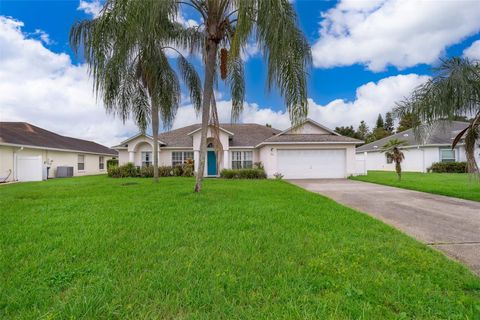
381,139,407,181
395,57,480,174
70,0,202,182
170,0,311,192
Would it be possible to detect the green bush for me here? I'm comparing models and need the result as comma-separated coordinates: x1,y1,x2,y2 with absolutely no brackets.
158,166,173,177
107,162,139,178
220,168,267,179
107,165,121,178
106,159,118,168
182,159,194,177
139,166,154,178
173,165,184,177
122,163,140,177
220,169,237,179
428,162,467,173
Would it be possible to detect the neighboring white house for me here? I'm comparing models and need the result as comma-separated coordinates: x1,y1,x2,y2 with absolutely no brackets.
356,121,480,173
0,122,117,182
112,119,364,179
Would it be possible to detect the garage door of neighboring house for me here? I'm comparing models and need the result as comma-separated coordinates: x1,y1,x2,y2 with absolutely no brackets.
277,149,346,179
16,156,43,182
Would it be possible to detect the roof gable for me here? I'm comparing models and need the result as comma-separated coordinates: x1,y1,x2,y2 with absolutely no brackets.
277,118,340,136
112,133,167,149
187,125,235,136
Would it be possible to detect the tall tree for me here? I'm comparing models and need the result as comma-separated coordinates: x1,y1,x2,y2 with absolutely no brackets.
381,139,407,181
395,57,480,174
396,112,419,132
384,112,394,133
70,1,202,182
376,114,384,129
335,126,358,139
365,127,389,143
174,0,311,192
356,120,370,141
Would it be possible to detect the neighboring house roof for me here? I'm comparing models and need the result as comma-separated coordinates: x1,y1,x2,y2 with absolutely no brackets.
0,122,118,156
356,120,470,153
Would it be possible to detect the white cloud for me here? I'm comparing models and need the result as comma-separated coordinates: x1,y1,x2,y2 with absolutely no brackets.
172,73,430,130
0,16,138,147
312,0,480,71
463,40,480,60
241,42,260,61
77,0,103,18
32,29,53,45
175,11,200,29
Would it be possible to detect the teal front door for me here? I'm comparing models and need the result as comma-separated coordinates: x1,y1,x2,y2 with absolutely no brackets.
207,151,217,176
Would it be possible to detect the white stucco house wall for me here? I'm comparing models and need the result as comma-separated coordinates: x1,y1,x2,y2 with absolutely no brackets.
356,121,480,173
0,122,117,182
112,119,364,179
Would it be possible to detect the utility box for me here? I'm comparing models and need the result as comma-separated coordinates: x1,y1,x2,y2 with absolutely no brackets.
56,166,74,178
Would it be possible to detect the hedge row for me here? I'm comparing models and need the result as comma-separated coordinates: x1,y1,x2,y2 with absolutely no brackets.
220,168,267,179
107,162,194,178
428,162,467,173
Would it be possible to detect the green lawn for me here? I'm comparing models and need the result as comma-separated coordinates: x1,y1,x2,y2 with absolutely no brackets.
350,171,480,202
1,176,479,319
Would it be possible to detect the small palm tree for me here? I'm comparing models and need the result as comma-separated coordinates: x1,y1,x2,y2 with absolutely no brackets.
395,57,480,174
381,139,407,181
70,0,202,182
170,0,311,192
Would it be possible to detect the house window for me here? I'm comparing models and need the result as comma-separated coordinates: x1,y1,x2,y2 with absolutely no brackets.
385,154,393,164
141,152,152,167
172,151,194,166
99,156,104,170
78,155,85,171
440,148,455,163
231,151,253,169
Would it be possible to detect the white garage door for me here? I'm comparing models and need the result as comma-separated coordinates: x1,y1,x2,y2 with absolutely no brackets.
16,156,43,182
277,149,346,179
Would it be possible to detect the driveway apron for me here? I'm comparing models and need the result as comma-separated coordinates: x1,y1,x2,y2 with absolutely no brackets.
289,179,480,275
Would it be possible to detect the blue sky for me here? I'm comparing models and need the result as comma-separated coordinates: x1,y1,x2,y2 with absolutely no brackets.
1,0,480,146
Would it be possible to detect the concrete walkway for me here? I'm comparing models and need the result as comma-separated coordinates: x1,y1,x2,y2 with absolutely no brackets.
289,179,480,275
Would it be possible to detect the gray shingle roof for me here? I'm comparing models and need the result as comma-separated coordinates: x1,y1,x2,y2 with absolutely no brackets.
261,134,363,144
356,120,469,152
158,123,281,147
0,122,118,155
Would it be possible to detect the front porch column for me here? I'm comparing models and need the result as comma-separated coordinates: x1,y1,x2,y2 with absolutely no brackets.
223,150,229,170
128,151,135,163
193,150,200,173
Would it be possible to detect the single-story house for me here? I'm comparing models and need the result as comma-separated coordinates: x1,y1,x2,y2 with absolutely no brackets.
113,119,363,179
356,121,480,173
0,122,117,182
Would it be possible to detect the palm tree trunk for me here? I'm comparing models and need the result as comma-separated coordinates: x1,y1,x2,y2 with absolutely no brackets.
195,40,218,193
395,161,402,181
465,129,479,174
151,99,159,182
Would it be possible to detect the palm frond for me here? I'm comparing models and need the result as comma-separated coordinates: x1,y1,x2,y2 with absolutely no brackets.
255,0,311,126
177,55,203,112
227,55,245,122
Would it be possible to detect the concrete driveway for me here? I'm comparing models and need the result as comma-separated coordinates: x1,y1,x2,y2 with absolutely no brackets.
289,179,480,275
